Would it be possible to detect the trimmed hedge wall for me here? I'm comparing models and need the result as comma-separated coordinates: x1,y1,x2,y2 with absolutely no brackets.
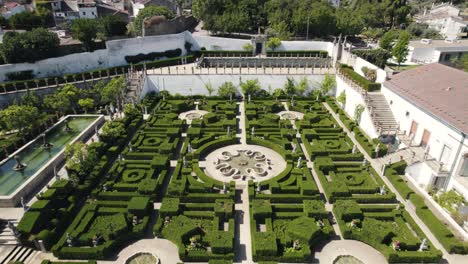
338,64,381,91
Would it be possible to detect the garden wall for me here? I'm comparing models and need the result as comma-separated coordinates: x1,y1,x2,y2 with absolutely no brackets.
142,74,326,97
0,32,197,82
340,49,387,83
335,75,377,138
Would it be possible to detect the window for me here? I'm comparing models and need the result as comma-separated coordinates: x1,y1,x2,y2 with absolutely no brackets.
444,54,451,61
460,154,468,177
83,12,86,15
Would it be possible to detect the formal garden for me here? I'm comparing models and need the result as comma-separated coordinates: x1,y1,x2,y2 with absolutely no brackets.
8,87,467,263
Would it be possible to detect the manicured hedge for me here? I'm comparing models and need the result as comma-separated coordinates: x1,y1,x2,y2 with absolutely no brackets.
125,48,182,64
338,64,381,91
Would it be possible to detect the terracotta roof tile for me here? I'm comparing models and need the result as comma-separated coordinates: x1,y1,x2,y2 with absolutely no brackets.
384,63,468,134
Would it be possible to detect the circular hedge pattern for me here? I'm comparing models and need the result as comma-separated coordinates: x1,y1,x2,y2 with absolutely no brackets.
142,137,162,146
342,173,365,186
122,169,146,183
324,140,341,149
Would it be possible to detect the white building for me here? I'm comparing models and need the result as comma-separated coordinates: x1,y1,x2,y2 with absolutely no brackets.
416,2,468,40
52,0,128,22
381,63,468,199
407,38,468,64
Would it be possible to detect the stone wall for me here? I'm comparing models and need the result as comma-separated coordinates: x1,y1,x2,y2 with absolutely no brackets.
142,74,326,98
0,31,197,82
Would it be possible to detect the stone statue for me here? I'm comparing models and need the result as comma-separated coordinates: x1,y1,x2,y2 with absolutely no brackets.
13,155,27,171
183,156,187,168
296,157,302,168
362,159,367,166
20,197,26,210
375,143,380,157
248,94,251,103
352,145,357,154
63,120,72,132
380,185,386,195
227,126,231,137
419,238,428,251
256,183,261,192
128,143,133,152
41,133,53,149
187,143,192,153
316,219,324,228
66,233,73,247
251,127,255,136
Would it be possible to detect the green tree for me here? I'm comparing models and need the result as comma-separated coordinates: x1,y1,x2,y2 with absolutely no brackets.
8,12,42,30
266,37,281,51
100,15,128,37
391,31,410,68
336,8,364,36
218,82,237,97
451,54,468,72
21,90,42,109
65,142,98,179
272,88,285,98
134,5,174,36
319,74,336,96
45,84,81,114
283,78,296,96
78,98,95,113
243,43,253,52
379,30,397,50
0,105,40,135
240,79,261,96
99,121,126,144
337,91,346,109
70,18,99,51
296,77,308,95
354,104,365,123
205,82,214,96
101,77,126,104
0,28,59,63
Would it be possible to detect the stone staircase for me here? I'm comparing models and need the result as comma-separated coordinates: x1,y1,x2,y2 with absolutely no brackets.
0,220,19,246
365,92,398,136
125,68,145,104
0,245,37,264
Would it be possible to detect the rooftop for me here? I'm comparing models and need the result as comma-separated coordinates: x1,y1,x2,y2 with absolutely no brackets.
384,63,468,134
410,39,468,49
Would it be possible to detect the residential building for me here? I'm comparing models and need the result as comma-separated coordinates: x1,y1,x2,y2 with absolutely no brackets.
407,38,468,64
0,1,28,19
381,63,468,199
52,0,129,23
416,2,468,40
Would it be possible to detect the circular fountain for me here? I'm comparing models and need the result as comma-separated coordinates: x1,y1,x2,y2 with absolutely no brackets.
204,144,287,183
178,103,209,124
277,111,304,120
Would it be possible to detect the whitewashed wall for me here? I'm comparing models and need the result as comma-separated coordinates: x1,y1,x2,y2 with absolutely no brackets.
0,33,334,82
278,41,335,55
353,57,387,83
192,36,250,50
335,75,378,138
381,85,468,198
142,74,326,97
0,31,197,82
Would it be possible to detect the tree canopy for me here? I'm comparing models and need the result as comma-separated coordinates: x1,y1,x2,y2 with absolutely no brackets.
134,5,174,36
0,28,59,64
191,0,412,38
70,18,99,51
0,105,40,135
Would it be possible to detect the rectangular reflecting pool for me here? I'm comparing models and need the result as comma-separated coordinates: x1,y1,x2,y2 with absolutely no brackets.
0,115,103,204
